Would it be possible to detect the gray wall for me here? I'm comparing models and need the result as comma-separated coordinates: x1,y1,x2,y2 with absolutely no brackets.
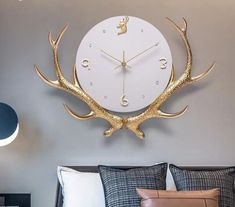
0,0,235,206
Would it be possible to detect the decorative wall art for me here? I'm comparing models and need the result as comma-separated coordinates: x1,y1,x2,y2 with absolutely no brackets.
35,17,214,139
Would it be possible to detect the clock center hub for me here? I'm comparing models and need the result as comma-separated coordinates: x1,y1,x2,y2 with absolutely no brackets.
121,61,127,68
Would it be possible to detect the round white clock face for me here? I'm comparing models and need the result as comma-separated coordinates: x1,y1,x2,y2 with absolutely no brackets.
76,16,172,112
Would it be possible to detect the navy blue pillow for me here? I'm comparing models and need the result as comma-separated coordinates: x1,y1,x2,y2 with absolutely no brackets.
98,163,167,207
170,164,235,207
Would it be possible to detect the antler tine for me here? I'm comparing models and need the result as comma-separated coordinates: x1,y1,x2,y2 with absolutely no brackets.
64,104,95,120
49,25,68,48
157,106,188,119
182,17,188,33
166,17,187,34
125,18,214,138
191,62,215,82
34,65,60,88
167,17,215,82
48,32,55,47
104,128,117,137
49,26,69,81
169,65,176,85
36,26,73,92
166,17,192,77
131,129,145,139
65,103,113,135
72,64,81,88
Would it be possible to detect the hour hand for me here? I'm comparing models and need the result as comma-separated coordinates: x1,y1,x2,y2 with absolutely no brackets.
100,49,122,64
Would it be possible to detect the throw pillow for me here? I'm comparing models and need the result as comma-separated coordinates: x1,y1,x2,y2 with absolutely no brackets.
57,166,105,207
137,188,220,207
169,164,235,207
98,163,168,207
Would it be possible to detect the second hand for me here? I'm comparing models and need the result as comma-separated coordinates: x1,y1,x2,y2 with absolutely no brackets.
120,51,129,107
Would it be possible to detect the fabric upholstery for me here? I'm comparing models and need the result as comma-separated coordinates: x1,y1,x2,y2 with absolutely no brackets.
98,163,167,207
169,164,235,207
57,166,105,207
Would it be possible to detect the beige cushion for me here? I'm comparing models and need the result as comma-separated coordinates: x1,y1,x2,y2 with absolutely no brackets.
137,188,220,207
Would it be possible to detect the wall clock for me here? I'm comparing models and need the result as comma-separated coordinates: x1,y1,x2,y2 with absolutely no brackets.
35,16,214,139
76,16,172,112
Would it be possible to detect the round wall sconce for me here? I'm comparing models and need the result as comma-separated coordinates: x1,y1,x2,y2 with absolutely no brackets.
0,103,19,146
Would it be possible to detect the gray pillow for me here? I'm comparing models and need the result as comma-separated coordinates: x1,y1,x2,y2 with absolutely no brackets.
98,163,167,207
169,164,235,207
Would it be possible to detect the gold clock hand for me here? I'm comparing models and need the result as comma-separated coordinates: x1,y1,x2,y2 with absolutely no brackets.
126,42,159,63
101,49,122,63
120,51,129,107
121,50,127,68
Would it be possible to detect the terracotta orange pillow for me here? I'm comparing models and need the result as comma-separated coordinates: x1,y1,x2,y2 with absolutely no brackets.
137,188,220,207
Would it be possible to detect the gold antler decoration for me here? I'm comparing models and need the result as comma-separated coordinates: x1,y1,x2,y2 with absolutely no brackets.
35,18,214,139
35,26,124,137
125,18,215,138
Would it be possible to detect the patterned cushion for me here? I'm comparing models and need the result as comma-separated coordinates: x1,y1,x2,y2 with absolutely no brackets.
98,163,168,207
169,164,235,207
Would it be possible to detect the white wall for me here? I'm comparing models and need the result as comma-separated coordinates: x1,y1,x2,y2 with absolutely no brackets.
0,0,235,206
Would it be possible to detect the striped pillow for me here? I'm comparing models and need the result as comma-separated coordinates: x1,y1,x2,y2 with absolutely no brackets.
169,164,235,207
98,163,167,207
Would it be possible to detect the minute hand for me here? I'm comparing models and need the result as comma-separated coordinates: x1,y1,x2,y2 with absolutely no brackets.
126,43,159,63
